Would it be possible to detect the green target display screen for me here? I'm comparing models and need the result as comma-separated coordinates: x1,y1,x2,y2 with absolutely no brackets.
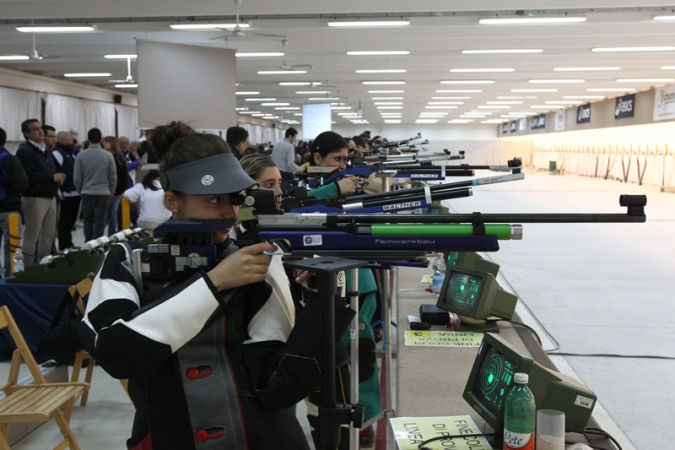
471,345,516,418
447,251,460,266
442,272,484,315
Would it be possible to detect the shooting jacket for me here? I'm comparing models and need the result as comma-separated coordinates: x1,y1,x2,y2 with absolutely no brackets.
80,239,355,450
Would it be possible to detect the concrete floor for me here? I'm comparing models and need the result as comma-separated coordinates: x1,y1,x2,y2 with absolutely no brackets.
1,169,670,449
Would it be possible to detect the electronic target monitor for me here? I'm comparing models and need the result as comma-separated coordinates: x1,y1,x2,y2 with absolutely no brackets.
446,251,500,277
463,333,597,433
435,266,517,322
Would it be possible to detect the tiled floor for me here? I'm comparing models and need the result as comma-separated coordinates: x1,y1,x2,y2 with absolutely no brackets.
1,169,670,449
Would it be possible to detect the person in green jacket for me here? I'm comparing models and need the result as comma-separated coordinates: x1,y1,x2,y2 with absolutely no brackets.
304,131,362,201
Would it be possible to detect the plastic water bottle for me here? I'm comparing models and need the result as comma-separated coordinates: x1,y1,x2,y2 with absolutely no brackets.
431,252,446,296
503,372,536,450
13,248,24,274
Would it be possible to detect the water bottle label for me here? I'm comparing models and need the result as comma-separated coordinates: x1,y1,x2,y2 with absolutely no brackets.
503,430,534,450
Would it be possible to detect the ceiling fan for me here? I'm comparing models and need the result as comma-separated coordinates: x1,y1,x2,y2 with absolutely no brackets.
108,57,135,84
212,0,286,41
28,19,59,61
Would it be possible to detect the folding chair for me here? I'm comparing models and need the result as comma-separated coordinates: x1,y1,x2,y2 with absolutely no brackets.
0,305,87,450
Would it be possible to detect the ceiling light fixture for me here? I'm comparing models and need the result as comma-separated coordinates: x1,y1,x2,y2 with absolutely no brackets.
441,80,495,84
64,73,111,77
529,79,585,83
247,98,277,101
586,88,635,92
329,21,410,27
511,89,558,92
347,51,410,56
617,78,675,83
436,89,482,93
531,105,563,109
462,49,543,54
332,106,352,110
363,81,406,85
428,101,464,105
653,15,675,21
0,55,29,61
296,91,330,94
416,119,439,123
170,23,249,30
17,26,95,32
450,68,514,73
236,91,260,95
377,106,403,109
356,69,407,73
374,102,403,105
261,103,290,106
368,90,405,93
239,111,261,114
308,97,340,100
115,84,138,88
449,119,474,123
477,105,511,109
276,107,300,110
591,46,675,52
545,100,582,104
258,70,307,75
554,67,620,71
486,101,523,104
563,96,605,99
384,120,402,123
104,54,137,59
661,66,675,70
432,96,471,99
479,17,586,25
279,82,321,86
425,106,458,109
372,97,404,100
236,52,284,57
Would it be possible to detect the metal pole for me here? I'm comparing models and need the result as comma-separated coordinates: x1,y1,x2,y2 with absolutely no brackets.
349,268,360,450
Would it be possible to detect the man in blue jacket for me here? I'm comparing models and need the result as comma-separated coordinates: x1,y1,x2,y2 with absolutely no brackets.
16,119,65,266
52,131,80,250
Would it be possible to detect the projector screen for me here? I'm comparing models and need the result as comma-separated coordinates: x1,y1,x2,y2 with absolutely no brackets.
302,103,331,140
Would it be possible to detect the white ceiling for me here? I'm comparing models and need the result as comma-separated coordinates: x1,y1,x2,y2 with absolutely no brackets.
2,0,675,126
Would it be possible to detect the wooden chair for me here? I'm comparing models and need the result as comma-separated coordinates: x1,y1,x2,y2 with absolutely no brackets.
0,305,87,450
65,276,130,422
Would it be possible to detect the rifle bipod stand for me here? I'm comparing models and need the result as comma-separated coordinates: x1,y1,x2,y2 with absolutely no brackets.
285,256,368,450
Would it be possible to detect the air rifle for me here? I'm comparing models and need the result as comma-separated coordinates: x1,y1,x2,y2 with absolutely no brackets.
304,166,475,188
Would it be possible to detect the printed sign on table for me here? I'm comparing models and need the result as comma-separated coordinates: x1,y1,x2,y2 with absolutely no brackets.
390,415,492,450
404,330,483,347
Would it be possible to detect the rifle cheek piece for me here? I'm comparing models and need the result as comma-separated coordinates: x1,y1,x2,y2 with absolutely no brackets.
160,153,257,196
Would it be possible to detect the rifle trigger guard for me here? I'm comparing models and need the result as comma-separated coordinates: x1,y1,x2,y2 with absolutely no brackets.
472,212,486,236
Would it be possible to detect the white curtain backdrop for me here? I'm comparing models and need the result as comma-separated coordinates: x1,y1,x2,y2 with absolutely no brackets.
0,87,41,142
83,100,116,137
44,94,86,142
238,122,287,146
116,105,139,140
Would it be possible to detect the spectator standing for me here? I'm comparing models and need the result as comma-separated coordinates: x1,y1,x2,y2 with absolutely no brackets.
42,125,56,151
52,131,81,250
123,170,171,230
74,128,116,242
16,119,65,266
102,136,127,235
0,127,29,276
226,126,252,160
270,127,299,173
119,136,144,189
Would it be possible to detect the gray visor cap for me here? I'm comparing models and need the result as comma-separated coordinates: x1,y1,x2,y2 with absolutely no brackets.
160,153,257,195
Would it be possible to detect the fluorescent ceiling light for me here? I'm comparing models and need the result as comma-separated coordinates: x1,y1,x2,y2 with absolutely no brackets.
531,105,563,109
329,21,410,27
332,107,352,110
592,46,675,52
617,78,674,83
384,120,402,123
416,120,438,123
115,84,138,88
425,106,458,109
433,96,471,99
275,107,300,110
478,105,510,109
441,80,495,84
308,97,340,100
450,68,514,73
104,54,137,59
545,100,582,104
264,116,280,119
486,101,523,104
653,15,675,21
235,107,247,111
338,113,359,116
563,96,605,99
529,79,584,83
512,89,558,92
661,66,675,70
479,17,586,25
368,90,405,93
554,67,620,71
372,97,404,100
347,51,410,56
64,73,111,77
498,96,537,99
351,120,369,123
363,81,405,85
449,119,474,123
236,91,259,95
236,52,284,57
170,23,248,30
437,89,482,93
247,98,277,101
296,91,330,94
356,69,406,73
462,113,487,116
377,106,403,109
587,88,635,92
374,102,403,105
461,115,484,118
258,70,306,75
380,114,402,117
17,26,95,32
483,120,507,124
0,55,29,61
239,111,261,114
502,115,527,118
279,82,321,86
462,49,543,54
428,101,464,105
294,113,303,116
420,112,448,115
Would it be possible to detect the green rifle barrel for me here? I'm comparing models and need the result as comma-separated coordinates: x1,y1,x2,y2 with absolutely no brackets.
369,224,515,240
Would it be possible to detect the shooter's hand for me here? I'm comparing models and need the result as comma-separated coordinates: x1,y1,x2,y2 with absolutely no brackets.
207,242,276,291
337,176,360,196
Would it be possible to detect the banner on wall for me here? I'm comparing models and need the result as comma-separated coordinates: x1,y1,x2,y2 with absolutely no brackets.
530,114,546,130
519,118,526,130
577,104,591,124
302,103,331,139
510,121,517,132
653,84,675,122
502,123,508,134
614,94,635,119
555,109,565,131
